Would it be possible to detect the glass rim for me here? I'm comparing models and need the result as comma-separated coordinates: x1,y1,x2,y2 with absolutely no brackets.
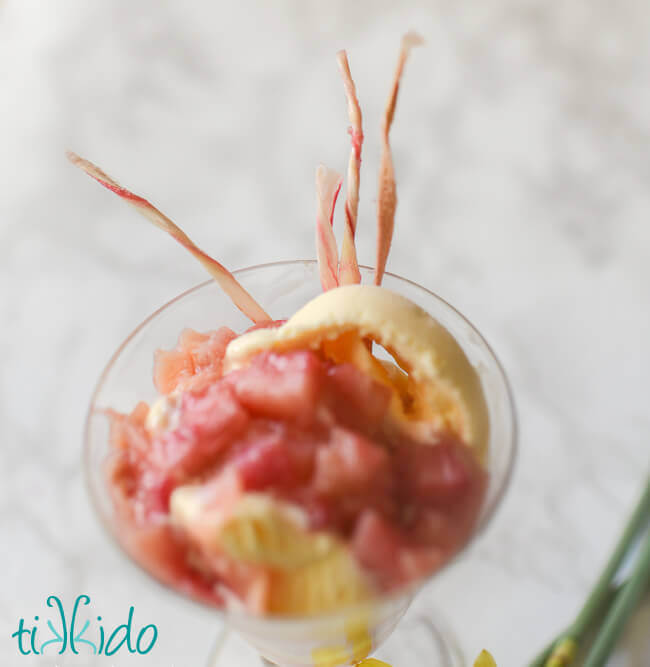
83,259,518,625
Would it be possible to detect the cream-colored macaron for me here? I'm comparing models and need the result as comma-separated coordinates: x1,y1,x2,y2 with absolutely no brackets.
224,285,489,457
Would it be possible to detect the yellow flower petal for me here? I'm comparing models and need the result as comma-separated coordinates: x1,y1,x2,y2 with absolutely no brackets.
546,638,577,666
311,645,351,667
474,649,497,667
345,614,373,662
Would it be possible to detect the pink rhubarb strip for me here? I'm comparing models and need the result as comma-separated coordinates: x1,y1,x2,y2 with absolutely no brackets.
67,152,270,323
374,32,423,286
315,165,343,291
336,50,363,286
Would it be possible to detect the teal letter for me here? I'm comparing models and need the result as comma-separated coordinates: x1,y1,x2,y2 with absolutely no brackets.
10,619,31,655
136,624,158,654
30,618,40,655
97,617,105,654
104,607,135,656
70,595,96,654
40,596,67,655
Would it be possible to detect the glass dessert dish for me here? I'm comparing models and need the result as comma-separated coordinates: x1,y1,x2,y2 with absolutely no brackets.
84,260,517,666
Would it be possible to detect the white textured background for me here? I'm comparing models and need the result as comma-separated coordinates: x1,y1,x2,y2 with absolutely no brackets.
1,1,650,665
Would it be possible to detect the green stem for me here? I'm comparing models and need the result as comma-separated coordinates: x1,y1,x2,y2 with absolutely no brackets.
528,476,650,667
570,477,650,640
527,584,621,667
582,528,650,667
528,638,554,667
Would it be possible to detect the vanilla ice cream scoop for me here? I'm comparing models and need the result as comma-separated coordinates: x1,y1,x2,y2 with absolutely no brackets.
224,285,489,457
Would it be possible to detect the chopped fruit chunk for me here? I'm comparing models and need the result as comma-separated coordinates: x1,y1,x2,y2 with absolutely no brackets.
352,510,404,587
231,422,318,491
229,351,323,422
154,326,237,394
108,402,150,453
396,436,479,506
150,384,248,477
325,363,392,435
313,428,389,494
119,522,225,607
154,348,194,394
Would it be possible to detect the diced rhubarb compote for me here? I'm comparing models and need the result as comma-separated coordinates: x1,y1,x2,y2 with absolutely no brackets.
229,350,323,423
395,435,482,506
150,383,248,479
119,521,226,607
351,510,405,587
107,402,171,522
108,401,149,452
153,326,237,394
351,510,447,590
109,340,487,610
228,421,320,492
313,427,390,495
324,363,392,436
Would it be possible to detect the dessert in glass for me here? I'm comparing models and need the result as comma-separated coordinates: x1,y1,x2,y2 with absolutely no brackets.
79,34,516,666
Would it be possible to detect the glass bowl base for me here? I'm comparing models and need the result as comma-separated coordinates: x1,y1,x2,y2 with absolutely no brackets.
207,605,464,667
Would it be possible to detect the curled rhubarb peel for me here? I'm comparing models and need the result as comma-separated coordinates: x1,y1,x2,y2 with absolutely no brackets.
336,50,363,286
374,32,423,286
66,152,270,324
315,165,343,291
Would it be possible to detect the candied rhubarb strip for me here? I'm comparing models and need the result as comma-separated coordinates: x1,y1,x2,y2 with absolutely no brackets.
315,165,343,291
67,152,270,324
336,50,363,286
374,32,423,286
